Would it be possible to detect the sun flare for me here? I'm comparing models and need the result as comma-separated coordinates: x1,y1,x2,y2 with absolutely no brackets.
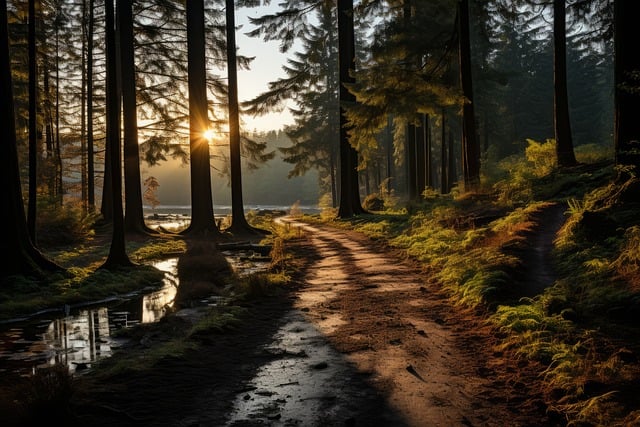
203,129,217,141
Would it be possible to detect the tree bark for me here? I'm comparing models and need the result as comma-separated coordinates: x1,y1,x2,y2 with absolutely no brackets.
87,0,95,211
553,0,577,167
180,0,222,237
1,0,63,279
101,0,134,269
119,0,156,235
440,110,448,194
416,119,426,196
28,0,37,243
337,0,365,218
458,0,480,191
614,0,640,171
407,123,417,199
225,0,263,236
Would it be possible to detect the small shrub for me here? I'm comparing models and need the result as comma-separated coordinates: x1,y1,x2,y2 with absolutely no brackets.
525,138,557,177
36,201,97,247
16,365,76,423
363,194,385,211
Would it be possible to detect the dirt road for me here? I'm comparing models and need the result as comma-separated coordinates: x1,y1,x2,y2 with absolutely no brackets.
260,218,549,426
66,218,549,427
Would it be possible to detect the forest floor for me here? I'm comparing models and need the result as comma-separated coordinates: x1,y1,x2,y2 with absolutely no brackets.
8,213,565,426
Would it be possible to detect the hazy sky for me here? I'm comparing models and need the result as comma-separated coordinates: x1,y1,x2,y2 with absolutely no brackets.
235,4,295,132
143,4,312,207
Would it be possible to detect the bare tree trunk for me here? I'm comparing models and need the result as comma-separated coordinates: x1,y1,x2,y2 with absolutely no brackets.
337,0,365,217
458,0,480,191
225,0,263,236
416,118,426,196
101,0,133,269
1,0,63,278
28,0,37,243
553,0,577,167
180,0,221,237
440,110,448,194
614,0,640,171
120,0,155,235
87,0,95,211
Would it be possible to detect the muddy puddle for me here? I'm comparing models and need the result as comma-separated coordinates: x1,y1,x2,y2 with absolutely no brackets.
0,254,269,378
224,310,405,427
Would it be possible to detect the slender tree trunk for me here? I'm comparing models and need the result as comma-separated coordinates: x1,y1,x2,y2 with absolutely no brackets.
181,0,221,237
386,115,393,195
458,0,480,191
425,114,433,189
81,1,87,207
448,122,457,192
440,110,448,194
28,0,37,243
614,0,640,171
54,19,62,203
120,0,154,235
87,0,95,211
225,0,262,236
44,63,55,198
330,144,338,208
337,0,365,217
416,118,426,196
553,0,577,167
406,123,417,199
101,0,133,269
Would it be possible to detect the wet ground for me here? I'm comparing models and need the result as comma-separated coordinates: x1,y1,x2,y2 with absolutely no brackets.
224,310,405,426
5,217,552,426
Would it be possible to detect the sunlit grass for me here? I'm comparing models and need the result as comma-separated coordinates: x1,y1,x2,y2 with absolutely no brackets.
0,266,166,321
129,237,186,261
329,149,639,425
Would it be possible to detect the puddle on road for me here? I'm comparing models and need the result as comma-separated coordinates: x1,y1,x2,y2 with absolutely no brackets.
224,310,405,427
0,255,270,378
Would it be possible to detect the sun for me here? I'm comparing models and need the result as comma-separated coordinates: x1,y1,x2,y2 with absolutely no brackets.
203,128,216,141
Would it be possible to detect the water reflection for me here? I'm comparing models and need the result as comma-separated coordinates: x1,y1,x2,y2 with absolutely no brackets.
0,255,270,378
0,258,179,377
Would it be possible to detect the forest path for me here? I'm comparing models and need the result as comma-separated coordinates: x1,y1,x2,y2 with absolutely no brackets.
520,202,568,298
224,217,548,426
68,216,553,427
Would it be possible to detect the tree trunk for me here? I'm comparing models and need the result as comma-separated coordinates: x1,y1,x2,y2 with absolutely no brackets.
448,122,458,192
28,0,37,243
406,123,417,199
330,144,338,208
87,0,95,212
458,0,480,191
81,0,87,207
416,119,426,196
54,19,62,203
614,0,640,171
337,0,365,218
440,110,448,194
101,0,133,269
119,0,155,235
553,0,577,167
225,0,263,237
425,114,433,189
1,0,62,278
386,115,393,195
181,0,221,237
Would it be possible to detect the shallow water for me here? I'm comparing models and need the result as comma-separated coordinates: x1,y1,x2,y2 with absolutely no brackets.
224,311,404,426
0,255,269,378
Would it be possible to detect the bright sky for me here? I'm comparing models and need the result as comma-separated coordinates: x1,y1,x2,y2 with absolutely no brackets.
235,5,294,132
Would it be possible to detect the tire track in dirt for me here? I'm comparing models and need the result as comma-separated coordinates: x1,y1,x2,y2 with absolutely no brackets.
280,218,539,427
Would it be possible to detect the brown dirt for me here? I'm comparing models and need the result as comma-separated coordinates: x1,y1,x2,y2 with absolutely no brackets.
7,219,553,426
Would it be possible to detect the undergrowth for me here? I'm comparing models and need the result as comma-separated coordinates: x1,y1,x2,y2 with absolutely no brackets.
335,144,640,426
